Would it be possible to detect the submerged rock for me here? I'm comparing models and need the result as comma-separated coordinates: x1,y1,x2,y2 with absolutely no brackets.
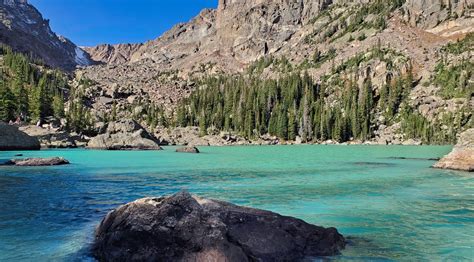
93,191,345,261
176,146,200,153
4,157,70,166
0,123,41,151
434,129,474,172
87,119,162,150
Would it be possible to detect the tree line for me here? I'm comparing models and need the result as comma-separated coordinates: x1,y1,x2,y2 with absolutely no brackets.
176,67,416,143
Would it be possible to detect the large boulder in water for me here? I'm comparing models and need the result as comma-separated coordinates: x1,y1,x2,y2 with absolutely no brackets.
434,129,474,172
87,119,162,150
93,191,345,261
0,123,40,151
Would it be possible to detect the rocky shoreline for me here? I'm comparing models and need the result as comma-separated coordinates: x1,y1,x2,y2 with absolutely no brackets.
154,126,425,147
93,191,345,261
7,122,431,150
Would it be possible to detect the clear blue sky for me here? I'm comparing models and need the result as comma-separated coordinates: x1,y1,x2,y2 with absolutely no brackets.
29,0,217,47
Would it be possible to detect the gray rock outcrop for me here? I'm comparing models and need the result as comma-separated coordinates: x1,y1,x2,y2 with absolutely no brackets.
93,191,345,261
434,129,474,172
87,119,162,150
0,123,40,150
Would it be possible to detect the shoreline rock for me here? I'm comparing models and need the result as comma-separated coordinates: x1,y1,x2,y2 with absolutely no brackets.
93,191,345,261
3,157,70,166
87,119,162,150
19,125,88,149
434,129,474,172
0,123,41,151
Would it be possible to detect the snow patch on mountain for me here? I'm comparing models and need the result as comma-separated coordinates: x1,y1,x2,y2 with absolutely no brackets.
75,47,90,66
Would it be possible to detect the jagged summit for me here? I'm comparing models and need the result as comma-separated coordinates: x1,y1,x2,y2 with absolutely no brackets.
0,0,92,70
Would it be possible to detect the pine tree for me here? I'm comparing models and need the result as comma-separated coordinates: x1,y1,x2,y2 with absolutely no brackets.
288,107,297,141
277,106,288,140
0,79,15,122
11,79,28,118
52,93,65,119
29,84,42,122
199,111,207,137
176,103,187,127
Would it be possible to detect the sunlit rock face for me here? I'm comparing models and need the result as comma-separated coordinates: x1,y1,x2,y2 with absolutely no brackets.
434,129,474,172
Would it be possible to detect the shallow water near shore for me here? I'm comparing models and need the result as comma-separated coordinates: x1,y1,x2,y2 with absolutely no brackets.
0,145,473,261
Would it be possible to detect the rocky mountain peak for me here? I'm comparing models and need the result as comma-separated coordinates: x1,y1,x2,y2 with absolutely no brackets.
0,0,92,70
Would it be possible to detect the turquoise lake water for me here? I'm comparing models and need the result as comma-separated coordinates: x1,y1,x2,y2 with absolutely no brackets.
0,146,473,261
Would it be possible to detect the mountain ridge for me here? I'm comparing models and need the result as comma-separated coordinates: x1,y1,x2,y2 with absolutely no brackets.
84,0,473,71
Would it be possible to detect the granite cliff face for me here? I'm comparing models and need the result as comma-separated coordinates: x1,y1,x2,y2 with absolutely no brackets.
0,0,92,70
